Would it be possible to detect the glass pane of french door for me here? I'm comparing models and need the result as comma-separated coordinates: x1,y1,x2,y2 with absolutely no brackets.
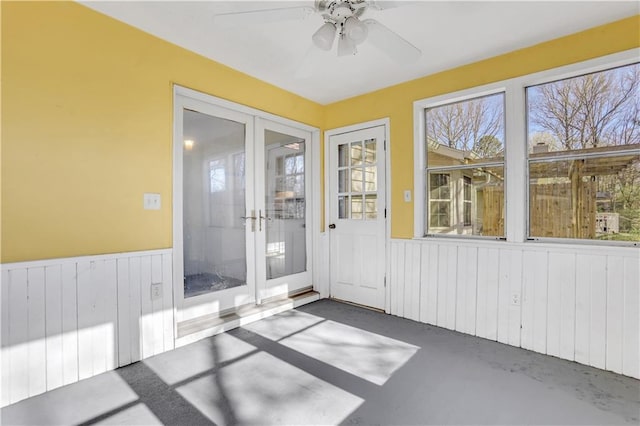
182,108,247,298
264,129,307,280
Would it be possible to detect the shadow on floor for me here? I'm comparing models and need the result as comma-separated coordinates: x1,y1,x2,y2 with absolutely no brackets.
2,299,639,425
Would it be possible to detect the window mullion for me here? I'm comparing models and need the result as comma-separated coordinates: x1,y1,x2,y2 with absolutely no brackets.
505,81,527,243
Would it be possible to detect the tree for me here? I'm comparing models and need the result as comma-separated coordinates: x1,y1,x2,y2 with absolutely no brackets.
529,64,639,149
426,95,503,156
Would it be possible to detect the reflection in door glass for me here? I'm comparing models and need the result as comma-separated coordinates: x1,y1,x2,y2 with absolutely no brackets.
337,139,378,220
265,130,307,280
183,109,247,298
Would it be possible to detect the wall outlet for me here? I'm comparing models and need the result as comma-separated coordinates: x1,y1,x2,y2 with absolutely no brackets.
144,193,161,210
511,293,520,306
151,283,162,300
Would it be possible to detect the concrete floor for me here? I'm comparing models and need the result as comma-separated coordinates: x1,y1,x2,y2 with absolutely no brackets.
2,299,639,425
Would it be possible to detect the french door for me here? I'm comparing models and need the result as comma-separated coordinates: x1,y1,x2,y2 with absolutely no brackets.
173,91,312,324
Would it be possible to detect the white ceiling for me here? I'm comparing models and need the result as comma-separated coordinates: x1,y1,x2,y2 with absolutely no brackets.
81,1,639,104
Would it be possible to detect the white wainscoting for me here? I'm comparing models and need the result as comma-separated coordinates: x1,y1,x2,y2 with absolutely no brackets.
0,249,174,406
389,238,639,379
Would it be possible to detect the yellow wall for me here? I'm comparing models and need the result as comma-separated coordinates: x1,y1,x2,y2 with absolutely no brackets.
2,1,638,262
325,15,640,238
1,1,324,263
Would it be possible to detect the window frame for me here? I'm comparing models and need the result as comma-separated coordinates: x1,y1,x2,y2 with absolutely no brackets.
419,87,508,240
413,47,640,247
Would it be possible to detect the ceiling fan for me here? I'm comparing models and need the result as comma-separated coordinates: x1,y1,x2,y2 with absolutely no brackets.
213,0,421,63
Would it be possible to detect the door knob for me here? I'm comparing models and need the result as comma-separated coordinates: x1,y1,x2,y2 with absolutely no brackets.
328,224,336,229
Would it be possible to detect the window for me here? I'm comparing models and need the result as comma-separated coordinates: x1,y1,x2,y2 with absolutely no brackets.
274,147,305,219
463,176,472,226
526,62,640,242
338,139,378,220
429,173,450,228
424,92,505,237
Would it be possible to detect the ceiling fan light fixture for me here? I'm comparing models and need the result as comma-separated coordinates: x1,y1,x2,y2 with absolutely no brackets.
337,32,357,56
312,22,337,51
344,16,368,44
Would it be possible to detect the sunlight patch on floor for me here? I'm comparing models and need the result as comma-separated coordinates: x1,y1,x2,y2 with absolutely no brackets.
176,351,363,425
278,319,419,385
144,332,257,385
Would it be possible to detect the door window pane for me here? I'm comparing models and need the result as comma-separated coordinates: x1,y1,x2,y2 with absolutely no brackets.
336,139,379,220
183,109,247,298
265,130,307,279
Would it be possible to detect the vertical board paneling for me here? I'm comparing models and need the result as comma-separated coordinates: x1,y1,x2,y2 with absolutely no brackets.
547,252,576,360
418,244,431,323
60,262,78,385
436,245,449,328
404,243,421,322
559,254,576,361
589,255,607,370
395,244,406,318
1,249,174,407
76,261,94,380
8,268,29,403
521,250,548,352
103,259,118,371
1,268,11,406
465,247,478,336
477,248,500,340
606,256,625,374
497,250,511,344
151,255,165,355
90,261,107,376
117,259,131,367
44,265,64,391
622,257,640,378
140,256,154,359
444,246,457,331
27,268,46,397
454,247,469,334
390,242,399,316
507,250,523,347
128,257,142,363
161,253,174,353
426,244,439,325
574,254,592,366
402,243,413,320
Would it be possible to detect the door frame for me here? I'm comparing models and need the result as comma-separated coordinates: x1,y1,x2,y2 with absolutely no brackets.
172,85,322,327
323,118,391,313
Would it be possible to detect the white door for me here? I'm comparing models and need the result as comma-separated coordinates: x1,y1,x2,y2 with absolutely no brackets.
174,96,258,323
174,93,315,325
328,125,386,310
255,119,313,301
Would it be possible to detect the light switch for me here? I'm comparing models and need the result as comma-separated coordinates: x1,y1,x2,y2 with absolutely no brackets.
144,193,161,210
404,190,412,202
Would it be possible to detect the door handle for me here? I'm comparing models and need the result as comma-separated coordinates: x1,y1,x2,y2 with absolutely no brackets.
241,210,257,232
328,224,336,229
258,209,268,232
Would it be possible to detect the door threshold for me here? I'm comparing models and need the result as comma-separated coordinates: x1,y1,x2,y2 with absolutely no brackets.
330,297,385,313
176,290,320,346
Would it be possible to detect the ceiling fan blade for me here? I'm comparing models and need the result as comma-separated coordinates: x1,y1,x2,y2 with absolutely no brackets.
367,1,403,11
213,6,315,27
363,18,421,63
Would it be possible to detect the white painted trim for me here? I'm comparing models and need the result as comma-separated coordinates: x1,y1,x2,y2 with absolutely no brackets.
413,48,640,246
174,85,320,133
0,248,172,270
324,118,392,313
175,291,320,348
